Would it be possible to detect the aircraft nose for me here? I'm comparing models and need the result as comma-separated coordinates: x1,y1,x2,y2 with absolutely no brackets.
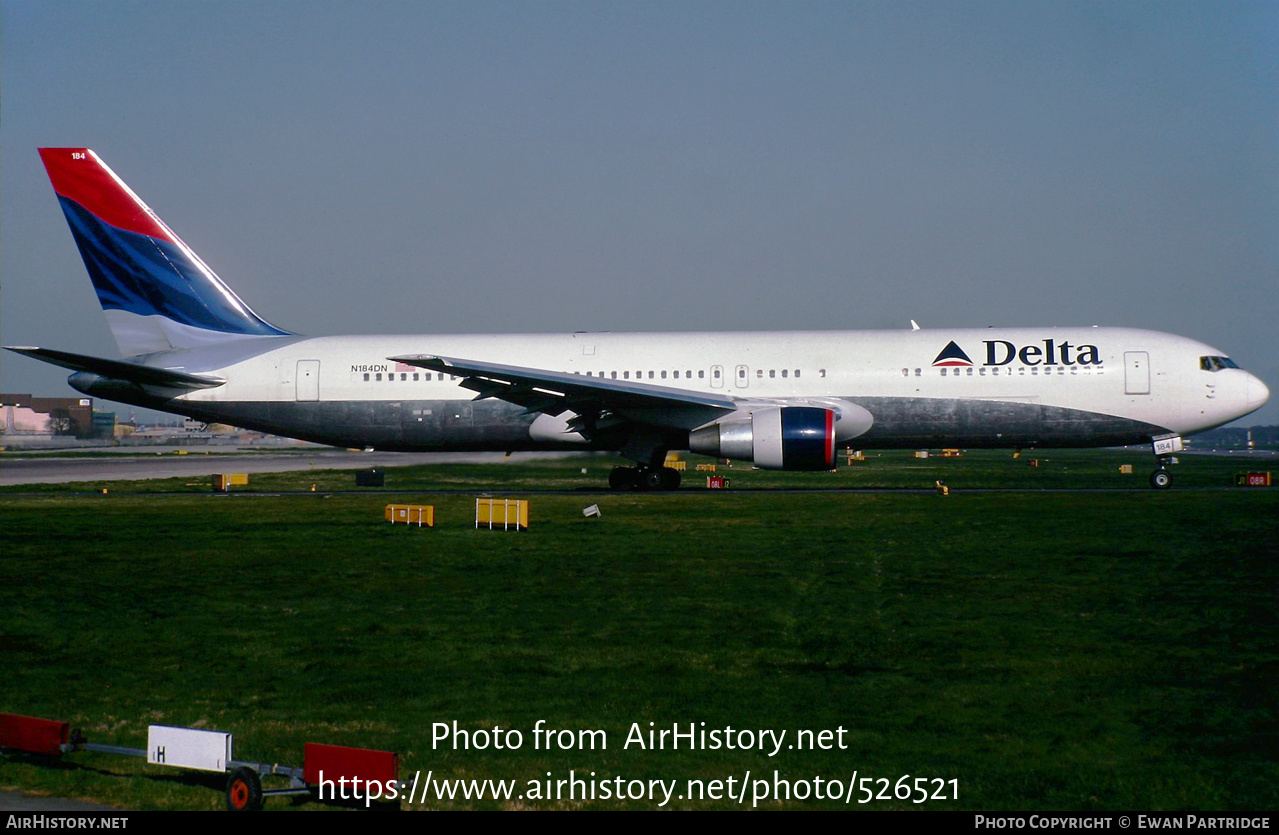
1247,373,1271,412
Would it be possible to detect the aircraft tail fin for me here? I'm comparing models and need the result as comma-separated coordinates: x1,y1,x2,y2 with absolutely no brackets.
38,148,291,357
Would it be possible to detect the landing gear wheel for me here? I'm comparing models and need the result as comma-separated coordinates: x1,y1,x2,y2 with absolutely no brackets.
609,467,638,491
1150,468,1172,490
226,766,263,812
612,465,679,491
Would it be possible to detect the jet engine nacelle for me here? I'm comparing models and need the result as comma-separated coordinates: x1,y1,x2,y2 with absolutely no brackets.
689,406,839,470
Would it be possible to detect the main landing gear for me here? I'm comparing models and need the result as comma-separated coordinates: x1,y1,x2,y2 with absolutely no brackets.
609,465,682,491
1148,434,1183,490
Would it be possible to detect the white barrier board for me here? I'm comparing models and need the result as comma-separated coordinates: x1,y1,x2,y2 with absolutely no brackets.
147,725,232,772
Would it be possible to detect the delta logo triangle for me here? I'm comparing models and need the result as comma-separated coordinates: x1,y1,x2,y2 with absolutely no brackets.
932,341,973,367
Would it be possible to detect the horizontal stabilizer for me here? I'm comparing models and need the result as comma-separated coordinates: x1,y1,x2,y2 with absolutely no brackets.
3,346,226,390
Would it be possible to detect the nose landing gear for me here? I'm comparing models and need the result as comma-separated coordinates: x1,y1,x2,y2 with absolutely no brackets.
1148,434,1183,490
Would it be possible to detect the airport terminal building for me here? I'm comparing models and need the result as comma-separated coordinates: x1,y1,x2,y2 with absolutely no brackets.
0,393,99,439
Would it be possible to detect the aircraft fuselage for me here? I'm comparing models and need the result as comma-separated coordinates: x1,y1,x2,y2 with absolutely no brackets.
70,325,1264,454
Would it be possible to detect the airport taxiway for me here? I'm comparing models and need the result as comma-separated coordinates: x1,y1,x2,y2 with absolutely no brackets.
0,449,568,486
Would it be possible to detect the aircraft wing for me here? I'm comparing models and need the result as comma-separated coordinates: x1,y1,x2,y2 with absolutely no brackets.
388,353,737,434
3,346,227,391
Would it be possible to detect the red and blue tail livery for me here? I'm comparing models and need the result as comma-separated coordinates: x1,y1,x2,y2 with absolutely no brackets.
6,148,1270,490
39,148,289,357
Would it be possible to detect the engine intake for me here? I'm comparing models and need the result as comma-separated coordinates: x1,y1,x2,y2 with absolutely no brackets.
689,406,837,471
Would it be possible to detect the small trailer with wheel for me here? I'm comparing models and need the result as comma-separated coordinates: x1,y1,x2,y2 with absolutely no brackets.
0,712,399,811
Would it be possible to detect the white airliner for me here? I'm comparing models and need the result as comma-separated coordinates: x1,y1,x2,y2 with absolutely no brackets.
7,148,1270,489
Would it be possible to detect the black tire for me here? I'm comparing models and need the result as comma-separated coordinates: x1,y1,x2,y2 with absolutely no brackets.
641,468,666,491
608,466,637,491
659,467,681,490
226,766,263,812
1150,469,1172,490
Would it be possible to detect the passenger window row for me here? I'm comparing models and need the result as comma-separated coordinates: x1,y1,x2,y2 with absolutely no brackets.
358,372,457,382
900,366,1101,377
356,367,828,384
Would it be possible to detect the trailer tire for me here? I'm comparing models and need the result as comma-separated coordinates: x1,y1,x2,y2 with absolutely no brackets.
227,766,263,811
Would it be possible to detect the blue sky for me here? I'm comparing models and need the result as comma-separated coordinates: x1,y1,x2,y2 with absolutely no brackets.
2,1,1275,423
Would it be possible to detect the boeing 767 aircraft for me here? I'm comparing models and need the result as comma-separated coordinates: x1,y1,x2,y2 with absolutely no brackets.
7,148,1270,489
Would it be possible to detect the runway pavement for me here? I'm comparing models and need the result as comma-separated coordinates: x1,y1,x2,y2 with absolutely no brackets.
2,446,1270,488
0,449,569,486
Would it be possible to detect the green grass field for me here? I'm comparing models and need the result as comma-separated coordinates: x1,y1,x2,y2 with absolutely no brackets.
1,450,1275,810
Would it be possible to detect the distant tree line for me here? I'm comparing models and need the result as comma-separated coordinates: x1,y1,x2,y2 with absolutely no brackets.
1191,425,1279,448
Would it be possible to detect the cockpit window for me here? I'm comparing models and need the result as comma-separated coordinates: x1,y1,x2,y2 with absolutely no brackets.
1200,356,1239,372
